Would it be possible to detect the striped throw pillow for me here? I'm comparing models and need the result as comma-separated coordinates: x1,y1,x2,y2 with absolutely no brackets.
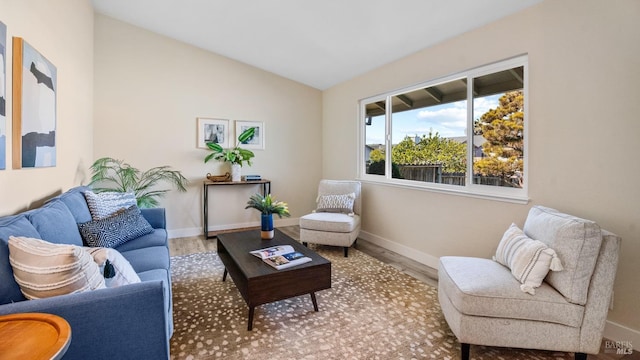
8,236,106,299
83,190,137,220
494,223,563,295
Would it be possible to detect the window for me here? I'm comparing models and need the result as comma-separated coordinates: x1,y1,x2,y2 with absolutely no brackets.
360,55,527,202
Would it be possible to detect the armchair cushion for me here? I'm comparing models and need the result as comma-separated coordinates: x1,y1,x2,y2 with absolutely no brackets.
299,212,360,233
523,206,602,305
439,256,585,328
494,223,563,295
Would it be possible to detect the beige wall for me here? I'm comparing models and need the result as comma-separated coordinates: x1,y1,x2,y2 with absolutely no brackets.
0,0,94,215
93,15,323,236
323,0,640,338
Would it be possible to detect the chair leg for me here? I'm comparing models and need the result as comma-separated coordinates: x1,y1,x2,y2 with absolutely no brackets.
575,353,587,360
343,247,348,257
461,343,470,360
302,242,308,247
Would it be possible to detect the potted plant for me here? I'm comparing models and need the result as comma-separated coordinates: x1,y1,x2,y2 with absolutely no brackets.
89,157,188,208
204,127,256,181
245,193,290,239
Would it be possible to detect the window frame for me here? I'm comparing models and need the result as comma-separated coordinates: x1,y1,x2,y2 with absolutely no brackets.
358,55,529,204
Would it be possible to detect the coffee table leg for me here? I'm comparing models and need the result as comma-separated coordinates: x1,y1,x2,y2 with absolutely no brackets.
248,306,255,331
222,269,228,282
310,292,319,312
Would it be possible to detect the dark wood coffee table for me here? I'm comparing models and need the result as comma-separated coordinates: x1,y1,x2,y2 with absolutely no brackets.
217,229,331,330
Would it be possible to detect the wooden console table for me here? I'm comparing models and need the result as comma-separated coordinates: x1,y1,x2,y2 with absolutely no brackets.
0,312,71,360
203,179,271,239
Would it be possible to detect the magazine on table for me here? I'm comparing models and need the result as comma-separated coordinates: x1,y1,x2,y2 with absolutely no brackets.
250,245,312,270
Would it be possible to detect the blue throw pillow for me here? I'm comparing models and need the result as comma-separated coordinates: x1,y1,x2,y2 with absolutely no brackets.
78,206,154,248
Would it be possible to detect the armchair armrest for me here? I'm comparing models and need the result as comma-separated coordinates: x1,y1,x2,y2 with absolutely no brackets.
141,208,166,229
0,281,170,360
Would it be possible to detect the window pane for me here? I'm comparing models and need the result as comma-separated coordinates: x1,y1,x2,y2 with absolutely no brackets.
364,102,386,176
390,80,467,185
472,66,524,188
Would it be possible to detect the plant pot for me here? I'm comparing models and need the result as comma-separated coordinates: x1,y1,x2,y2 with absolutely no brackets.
230,163,241,182
261,213,274,240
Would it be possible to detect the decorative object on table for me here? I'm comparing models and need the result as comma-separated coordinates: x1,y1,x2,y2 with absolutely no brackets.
204,126,256,182
242,174,262,181
89,157,188,208
197,117,229,149
206,172,231,182
245,193,290,240
235,120,265,150
12,37,57,169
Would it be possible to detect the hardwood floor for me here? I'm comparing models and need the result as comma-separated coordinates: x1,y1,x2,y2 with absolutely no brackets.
168,227,638,360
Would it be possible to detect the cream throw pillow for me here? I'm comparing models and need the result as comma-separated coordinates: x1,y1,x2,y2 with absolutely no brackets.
494,223,563,295
8,236,106,299
315,193,356,215
84,247,141,287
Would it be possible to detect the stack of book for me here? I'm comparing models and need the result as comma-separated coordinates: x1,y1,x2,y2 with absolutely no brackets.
242,175,262,181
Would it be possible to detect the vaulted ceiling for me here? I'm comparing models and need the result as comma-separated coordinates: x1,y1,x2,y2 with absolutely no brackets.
91,0,542,90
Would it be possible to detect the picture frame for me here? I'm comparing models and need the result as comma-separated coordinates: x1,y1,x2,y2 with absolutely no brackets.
197,117,229,149
12,37,57,169
235,120,264,150
0,21,6,170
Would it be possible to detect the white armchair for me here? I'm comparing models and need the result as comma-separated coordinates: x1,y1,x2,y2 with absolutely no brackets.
438,206,621,360
299,180,361,257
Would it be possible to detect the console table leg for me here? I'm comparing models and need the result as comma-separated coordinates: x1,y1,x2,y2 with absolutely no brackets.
310,292,319,312
222,269,228,282
248,307,255,331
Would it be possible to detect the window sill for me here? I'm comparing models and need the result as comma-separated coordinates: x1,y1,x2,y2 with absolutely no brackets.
358,177,530,205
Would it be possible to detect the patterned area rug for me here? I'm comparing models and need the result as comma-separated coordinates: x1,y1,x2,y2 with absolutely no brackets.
169,246,577,359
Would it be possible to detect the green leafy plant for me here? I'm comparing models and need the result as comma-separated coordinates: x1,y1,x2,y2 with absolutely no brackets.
205,127,256,166
245,193,290,218
89,157,188,208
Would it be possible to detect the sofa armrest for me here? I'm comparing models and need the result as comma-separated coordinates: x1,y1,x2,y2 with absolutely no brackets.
0,281,169,360
141,208,166,229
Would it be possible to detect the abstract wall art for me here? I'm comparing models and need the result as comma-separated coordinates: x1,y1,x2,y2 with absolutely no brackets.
12,37,57,168
0,21,6,170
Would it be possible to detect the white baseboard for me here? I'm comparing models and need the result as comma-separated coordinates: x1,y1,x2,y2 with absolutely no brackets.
167,217,300,239
604,320,640,347
358,230,440,270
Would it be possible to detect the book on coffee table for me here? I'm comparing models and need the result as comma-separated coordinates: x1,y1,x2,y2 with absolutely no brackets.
250,245,312,270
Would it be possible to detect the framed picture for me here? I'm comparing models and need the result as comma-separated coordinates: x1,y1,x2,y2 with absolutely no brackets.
235,120,264,150
0,21,6,170
197,117,229,149
12,37,57,169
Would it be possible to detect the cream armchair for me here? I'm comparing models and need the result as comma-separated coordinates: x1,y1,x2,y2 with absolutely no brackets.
438,206,621,360
299,180,361,257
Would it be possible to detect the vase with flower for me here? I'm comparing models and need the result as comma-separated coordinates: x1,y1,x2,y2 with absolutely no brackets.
245,193,290,239
204,127,256,181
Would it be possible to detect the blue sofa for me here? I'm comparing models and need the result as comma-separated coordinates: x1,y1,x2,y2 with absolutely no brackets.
0,186,172,359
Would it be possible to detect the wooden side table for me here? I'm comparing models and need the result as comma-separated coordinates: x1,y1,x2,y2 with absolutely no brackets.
203,179,271,239
0,313,71,360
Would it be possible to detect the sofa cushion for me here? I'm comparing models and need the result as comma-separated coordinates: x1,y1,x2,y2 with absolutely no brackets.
439,256,585,328
119,246,170,273
299,212,360,233
494,223,563,295
113,229,168,252
79,206,154,248
53,186,93,223
85,247,141,287
316,193,356,214
27,200,83,246
523,206,602,305
0,215,39,304
83,190,137,220
8,236,106,299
